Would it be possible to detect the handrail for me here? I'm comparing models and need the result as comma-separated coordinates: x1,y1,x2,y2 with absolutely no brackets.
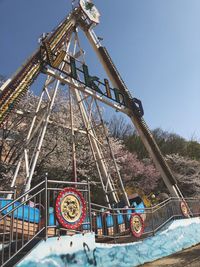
151,197,172,209
91,197,200,241
91,196,199,214
0,191,14,195
2,227,45,267
0,188,45,220
47,179,88,185
47,187,89,192
91,202,112,210
0,180,45,213
0,180,47,266
0,178,92,266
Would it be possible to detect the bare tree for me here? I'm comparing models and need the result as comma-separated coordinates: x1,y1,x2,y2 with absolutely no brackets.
108,115,133,139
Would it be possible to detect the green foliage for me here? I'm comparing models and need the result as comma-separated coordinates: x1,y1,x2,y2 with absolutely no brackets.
109,117,200,197
186,140,200,160
152,128,187,156
124,132,148,159
122,126,200,162
108,117,199,160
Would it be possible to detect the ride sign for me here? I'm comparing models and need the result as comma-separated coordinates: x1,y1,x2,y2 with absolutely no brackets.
80,0,100,24
55,187,86,229
69,56,126,106
130,213,144,238
180,201,190,218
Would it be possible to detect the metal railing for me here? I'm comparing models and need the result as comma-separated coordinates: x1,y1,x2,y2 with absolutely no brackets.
0,178,199,265
0,179,91,266
0,181,46,266
91,197,200,242
45,179,92,238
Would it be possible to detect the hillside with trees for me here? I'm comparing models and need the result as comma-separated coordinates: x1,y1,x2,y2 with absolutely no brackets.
0,91,200,202
109,116,200,198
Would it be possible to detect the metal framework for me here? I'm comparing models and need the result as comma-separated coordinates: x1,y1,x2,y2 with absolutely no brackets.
0,1,185,207
5,21,129,207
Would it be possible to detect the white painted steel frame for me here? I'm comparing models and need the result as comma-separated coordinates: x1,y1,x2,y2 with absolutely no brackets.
8,1,184,207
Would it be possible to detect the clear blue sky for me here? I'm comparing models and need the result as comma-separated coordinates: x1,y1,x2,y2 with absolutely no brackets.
1,0,200,140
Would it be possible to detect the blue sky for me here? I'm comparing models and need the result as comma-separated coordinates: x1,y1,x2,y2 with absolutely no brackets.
0,0,200,140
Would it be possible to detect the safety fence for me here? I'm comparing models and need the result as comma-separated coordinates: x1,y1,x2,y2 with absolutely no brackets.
0,179,91,266
0,179,199,265
0,181,46,266
91,197,200,242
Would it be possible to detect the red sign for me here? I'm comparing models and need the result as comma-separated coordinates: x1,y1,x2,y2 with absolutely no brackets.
180,201,190,218
130,213,144,238
55,187,86,229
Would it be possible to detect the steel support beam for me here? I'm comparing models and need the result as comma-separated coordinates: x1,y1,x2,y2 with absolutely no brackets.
84,28,181,198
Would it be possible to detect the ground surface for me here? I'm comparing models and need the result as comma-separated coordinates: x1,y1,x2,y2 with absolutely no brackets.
141,243,200,267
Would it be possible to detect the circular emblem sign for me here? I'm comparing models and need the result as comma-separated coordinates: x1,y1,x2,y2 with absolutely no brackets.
180,201,190,218
130,213,144,238
80,0,100,24
55,187,86,229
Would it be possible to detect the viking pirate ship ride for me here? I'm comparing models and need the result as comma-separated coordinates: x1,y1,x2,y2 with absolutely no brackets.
0,1,199,266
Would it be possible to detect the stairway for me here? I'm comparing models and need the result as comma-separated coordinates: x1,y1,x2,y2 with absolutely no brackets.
0,237,42,267
0,182,47,267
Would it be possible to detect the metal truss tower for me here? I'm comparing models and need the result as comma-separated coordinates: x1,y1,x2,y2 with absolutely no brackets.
0,0,185,206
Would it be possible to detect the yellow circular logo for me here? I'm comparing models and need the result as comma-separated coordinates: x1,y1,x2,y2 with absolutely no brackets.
55,187,87,229
180,201,189,218
130,213,144,238
60,194,81,223
131,216,142,233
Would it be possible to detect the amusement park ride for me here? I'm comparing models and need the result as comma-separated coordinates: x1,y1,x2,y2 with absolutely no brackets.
0,1,198,266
